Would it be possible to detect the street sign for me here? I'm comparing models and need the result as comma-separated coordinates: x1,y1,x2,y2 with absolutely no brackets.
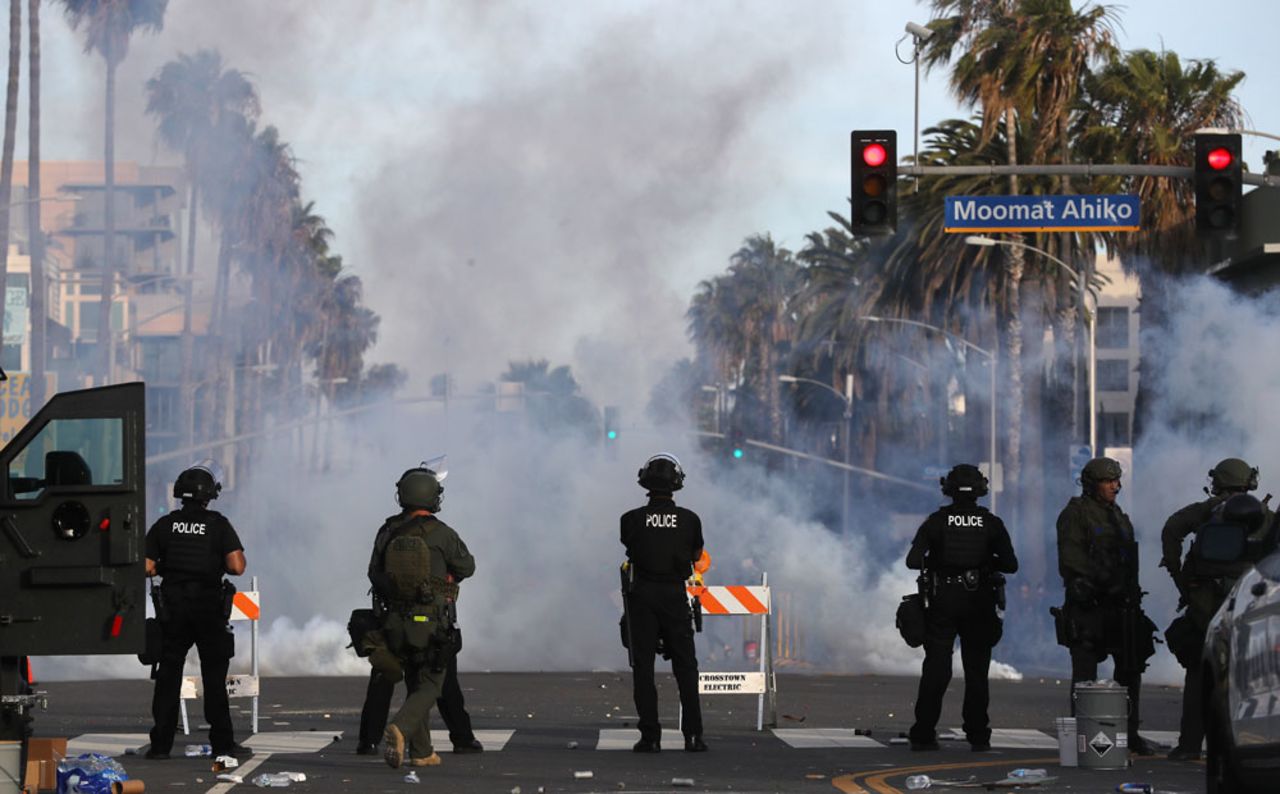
944,194,1140,233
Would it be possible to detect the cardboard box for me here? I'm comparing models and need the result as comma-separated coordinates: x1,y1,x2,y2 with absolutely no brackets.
25,738,66,763
23,759,39,792
26,739,66,792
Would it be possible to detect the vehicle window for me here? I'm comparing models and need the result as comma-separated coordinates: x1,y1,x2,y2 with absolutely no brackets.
7,418,125,500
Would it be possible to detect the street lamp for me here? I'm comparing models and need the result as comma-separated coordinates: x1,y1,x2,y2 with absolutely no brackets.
780,374,855,533
858,315,999,512
897,21,935,176
965,234,1098,456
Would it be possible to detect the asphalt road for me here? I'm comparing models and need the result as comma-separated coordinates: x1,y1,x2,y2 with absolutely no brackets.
30,672,1206,793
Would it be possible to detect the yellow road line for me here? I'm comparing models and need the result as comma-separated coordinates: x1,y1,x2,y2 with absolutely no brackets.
832,755,1059,794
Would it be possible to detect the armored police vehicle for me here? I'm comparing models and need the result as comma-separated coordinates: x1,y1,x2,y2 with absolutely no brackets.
0,382,146,781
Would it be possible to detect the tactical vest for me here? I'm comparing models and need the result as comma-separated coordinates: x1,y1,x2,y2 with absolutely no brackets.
161,510,222,585
379,516,456,612
939,506,989,570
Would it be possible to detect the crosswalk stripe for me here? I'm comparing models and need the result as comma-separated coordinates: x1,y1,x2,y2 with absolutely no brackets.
68,734,150,757
244,731,342,754
433,729,514,751
940,728,1060,749
772,728,882,748
596,728,683,750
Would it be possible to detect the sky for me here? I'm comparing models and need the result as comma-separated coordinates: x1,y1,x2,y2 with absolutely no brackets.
25,0,1280,404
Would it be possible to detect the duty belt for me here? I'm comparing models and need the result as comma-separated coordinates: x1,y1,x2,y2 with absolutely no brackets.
935,569,984,590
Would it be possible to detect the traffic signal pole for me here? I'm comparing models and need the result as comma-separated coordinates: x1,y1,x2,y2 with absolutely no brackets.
899,162,1280,187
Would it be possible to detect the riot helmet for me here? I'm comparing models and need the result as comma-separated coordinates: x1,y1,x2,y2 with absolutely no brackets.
1081,456,1122,486
396,456,446,512
1207,457,1259,496
940,464,989,500
638,453,685,493
1220,492,1266,533
173,460,222,503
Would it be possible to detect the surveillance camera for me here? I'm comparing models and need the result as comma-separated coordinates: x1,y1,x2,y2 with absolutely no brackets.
905,21,934,41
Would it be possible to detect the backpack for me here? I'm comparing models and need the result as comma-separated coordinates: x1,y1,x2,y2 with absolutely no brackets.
385,531,436,604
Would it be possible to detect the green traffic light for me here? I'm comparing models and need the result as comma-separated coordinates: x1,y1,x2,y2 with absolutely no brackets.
607,430,618,440
732,448,744,459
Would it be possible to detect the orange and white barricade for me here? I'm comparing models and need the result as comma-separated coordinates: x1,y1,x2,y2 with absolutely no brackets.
181,575,261,736
687,572,776,731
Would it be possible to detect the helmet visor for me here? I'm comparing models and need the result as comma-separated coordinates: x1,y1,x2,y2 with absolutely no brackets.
421,455,448,482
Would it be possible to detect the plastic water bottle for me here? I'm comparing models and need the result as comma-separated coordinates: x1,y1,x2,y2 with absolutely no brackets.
1116,785,1153,794
185,744,212,757
904,775,932,790
251,772,293,788
1009,768,1048,780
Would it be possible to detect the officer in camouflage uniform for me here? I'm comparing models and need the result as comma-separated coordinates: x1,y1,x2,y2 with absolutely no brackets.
368,465,476,770
906,464,1018,752
1054,457,1157,756
1161,458,1274,760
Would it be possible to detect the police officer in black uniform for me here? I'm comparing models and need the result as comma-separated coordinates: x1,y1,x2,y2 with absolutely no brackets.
621,453,707,753
145,463,248,760
906,464,1018,752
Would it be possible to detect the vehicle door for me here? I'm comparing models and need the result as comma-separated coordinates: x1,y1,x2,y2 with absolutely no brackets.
0,383,146,656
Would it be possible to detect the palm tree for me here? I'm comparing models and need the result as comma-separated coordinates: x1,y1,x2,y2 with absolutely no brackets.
686,234,802,447
921,0,1032,514
0,0,20,344
57,0,167,382
498,358,598,439
727,235,803,444
1075,48,1244,435
27,0,45,408
1077,49,1244,274
919,0,1117,530
145,49,259,448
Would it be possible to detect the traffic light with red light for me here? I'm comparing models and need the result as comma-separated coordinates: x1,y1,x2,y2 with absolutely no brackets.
1194,132,1242,237
850,130,898,235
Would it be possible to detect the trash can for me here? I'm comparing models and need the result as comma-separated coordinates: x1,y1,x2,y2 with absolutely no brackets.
1073,681,1129,769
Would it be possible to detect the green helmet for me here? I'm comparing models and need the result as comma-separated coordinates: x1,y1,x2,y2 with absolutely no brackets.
396,467,444,512
1208,457,1258,494
1081,456,1123,484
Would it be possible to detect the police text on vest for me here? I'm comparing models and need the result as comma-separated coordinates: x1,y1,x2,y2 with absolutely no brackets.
173,522,207,534
947,515,984,527
645,514,678,528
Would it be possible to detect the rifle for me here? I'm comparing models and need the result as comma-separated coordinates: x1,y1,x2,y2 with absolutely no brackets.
1115,539,1158,677
620,562,635,668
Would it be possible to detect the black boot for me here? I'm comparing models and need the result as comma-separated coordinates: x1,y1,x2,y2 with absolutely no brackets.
452,739,484,754
632,738,661,753
684,735,708,752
